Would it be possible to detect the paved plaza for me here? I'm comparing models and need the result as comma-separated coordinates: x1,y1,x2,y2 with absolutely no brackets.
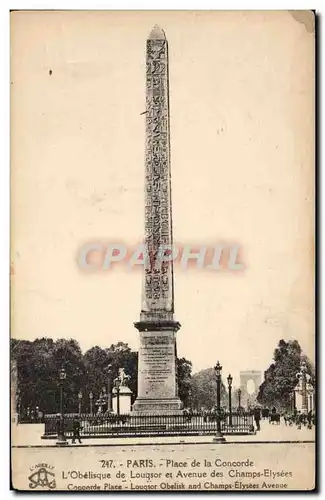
11,419,315,491
12,419,315,448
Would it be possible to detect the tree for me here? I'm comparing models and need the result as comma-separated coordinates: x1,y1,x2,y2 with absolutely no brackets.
11,337,85,414
52,338,85,413
11,337,192,413
190,368,227,410
11,338,56,414
177,357,192,406
257,339,314,411
11,338,139,414
83,346,112,405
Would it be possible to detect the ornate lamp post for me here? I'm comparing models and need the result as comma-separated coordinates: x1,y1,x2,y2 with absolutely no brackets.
306,382,314,413
213,361,226,443
291,390,296,412
96,390,104,414
114,376,121,416
78,390,83,416
56,367,68,446
187,388,192,410
16,388,21,424
104,364,113,412
296,360,309,413
101,386,107,411
227,374,233,426
237,388,242,410
89,392,93,415
300,361,308,413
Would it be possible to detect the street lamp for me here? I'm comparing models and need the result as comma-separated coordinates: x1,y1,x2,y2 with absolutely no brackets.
78,390,83,416
297,360,309,413
213,361,226,443
89,392,93,415
301,361,308,413
96,390,104,414
56,367,68,446
104,364,113,412
187,388,192,410
227,374,233,426
237,388,242,410
101,386,106,407
114,376,121,416
16,388,21,424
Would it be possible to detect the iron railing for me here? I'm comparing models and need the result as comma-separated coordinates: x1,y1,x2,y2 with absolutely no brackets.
18,415,45,424
42,411,255,438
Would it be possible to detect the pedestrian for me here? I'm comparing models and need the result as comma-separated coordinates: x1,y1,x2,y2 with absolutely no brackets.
183,408,192,423
253,407,261,431
283,413,288,426
307,410,313,427
72,417,83,444
296,411,302,430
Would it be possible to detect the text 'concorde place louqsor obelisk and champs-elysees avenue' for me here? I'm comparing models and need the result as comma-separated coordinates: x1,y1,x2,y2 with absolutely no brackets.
132,26,183,414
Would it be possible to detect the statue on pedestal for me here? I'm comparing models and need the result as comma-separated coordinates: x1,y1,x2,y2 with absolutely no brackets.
118,368,131,387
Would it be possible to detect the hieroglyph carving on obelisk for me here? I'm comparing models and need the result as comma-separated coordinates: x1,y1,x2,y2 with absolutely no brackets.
142,26,174,315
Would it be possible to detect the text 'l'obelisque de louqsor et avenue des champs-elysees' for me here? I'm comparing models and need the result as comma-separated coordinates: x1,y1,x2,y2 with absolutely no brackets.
132,26,183,413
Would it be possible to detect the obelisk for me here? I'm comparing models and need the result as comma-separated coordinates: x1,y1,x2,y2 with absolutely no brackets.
133,26,182,413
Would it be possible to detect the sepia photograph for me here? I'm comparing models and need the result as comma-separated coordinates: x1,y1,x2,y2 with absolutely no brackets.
10,10,315,491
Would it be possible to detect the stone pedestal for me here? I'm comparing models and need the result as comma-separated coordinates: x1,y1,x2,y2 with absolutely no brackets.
133,319,182,413
112,385,132,414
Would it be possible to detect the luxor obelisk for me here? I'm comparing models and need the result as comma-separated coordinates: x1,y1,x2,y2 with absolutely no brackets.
133,26,182,413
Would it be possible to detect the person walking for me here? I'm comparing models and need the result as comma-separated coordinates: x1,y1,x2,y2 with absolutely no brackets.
253,407,261,431
307,410,313,428
72,417,82,444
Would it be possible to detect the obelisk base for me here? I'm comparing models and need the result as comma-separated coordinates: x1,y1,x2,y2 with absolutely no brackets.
132,397,183,414
133,319,183,414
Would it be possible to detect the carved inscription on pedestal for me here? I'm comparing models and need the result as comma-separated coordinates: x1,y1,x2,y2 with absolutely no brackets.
138,331,176,399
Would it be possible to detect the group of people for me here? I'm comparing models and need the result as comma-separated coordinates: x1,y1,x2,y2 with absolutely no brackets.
20,406,44,422
283,410,315,429
258,407,316,429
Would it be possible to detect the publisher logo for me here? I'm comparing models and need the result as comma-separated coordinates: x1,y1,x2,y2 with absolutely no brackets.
28,463,56,490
